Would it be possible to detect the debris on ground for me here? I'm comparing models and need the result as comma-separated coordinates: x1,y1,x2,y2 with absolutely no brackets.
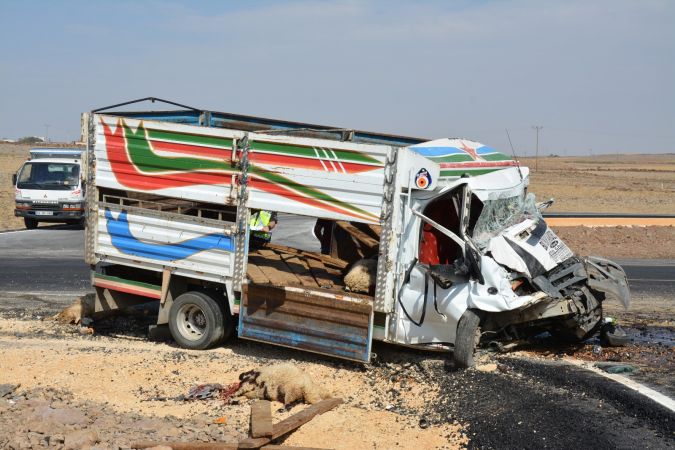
182,383,224,401
601,320,631,347
0,384,19,398
596,363,639,374
134,398,343,449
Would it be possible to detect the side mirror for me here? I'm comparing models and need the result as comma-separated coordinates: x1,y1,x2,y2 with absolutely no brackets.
12,174,17,185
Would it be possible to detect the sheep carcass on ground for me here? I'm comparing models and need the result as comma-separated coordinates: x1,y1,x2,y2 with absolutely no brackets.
235,363,331,405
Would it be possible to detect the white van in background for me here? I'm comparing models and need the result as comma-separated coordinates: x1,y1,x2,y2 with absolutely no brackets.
13,148,85,229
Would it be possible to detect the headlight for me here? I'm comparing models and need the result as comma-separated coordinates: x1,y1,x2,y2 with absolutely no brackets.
64,203,82,209
16,201,31,207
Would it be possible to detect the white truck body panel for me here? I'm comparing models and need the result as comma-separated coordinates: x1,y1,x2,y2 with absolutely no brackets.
94,114,438,224
95,204,236,284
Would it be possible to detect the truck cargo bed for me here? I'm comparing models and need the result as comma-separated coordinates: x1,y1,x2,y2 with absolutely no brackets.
245,244,373,301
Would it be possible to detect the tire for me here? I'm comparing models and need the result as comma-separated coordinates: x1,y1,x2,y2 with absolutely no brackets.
453,309,482,369
169,291,231,350
24,217,38,229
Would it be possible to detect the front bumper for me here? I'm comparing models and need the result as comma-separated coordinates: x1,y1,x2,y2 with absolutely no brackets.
15,207,83,221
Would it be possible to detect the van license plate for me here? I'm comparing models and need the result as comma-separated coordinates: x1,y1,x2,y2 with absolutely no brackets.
35,211,53,216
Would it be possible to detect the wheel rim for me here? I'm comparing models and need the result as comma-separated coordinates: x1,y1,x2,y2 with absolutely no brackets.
175,304,208,341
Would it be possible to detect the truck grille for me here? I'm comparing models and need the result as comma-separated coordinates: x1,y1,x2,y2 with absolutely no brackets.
31,203,59,210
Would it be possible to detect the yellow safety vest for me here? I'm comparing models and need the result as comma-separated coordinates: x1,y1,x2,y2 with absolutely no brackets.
250,210,273,241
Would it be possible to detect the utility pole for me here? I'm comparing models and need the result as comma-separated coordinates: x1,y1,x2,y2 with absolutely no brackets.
532,125,543,171
44,124,50,143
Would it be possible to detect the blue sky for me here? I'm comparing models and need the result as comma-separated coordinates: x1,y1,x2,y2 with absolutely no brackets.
0,0,673,155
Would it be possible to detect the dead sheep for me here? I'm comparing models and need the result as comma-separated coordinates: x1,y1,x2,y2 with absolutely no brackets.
344,258,378,295
235,363,331,405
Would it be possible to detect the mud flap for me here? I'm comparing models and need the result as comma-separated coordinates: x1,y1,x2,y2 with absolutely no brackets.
239,284,374,363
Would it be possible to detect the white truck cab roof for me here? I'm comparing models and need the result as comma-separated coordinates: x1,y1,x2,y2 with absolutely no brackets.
29,148,84,161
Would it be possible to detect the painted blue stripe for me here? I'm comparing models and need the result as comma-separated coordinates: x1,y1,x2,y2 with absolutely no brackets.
105,209,232,261
411,145,497,157
476,145,499,155
411,146,466,157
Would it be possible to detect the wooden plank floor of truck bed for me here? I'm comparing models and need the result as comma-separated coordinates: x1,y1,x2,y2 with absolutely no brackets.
245,244,372,301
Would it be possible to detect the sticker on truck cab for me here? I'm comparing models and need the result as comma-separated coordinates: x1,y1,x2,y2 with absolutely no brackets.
415,168,432,189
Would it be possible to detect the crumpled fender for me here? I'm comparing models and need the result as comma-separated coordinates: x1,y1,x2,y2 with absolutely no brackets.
585,256,631,309
467,256,543,312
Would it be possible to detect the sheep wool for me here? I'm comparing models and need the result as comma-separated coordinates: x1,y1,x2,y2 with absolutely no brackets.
236,363,331,405
344,258,378,294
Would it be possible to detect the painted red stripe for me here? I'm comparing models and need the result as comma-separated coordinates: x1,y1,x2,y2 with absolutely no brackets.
93,280,161,299
249,175,374,222
250,152,378,174
102,119,233,190
149,139,233,159
439,160,519,169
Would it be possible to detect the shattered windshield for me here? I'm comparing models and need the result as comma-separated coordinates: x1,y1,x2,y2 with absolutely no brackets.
16,162,80,191
473,190,541,249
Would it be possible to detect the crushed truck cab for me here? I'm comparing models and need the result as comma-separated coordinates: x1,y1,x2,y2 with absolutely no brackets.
81,100,630,368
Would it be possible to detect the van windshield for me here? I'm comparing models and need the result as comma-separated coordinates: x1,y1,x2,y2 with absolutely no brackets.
473,191,540,249
16,162,80,191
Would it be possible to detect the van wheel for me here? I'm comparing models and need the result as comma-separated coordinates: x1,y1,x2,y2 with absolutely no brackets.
453,309,482,369
24,218,38,229
169,291,231,350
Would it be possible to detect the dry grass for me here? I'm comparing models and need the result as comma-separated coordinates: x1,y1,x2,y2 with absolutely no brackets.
522,154,675,214
0,144,30,231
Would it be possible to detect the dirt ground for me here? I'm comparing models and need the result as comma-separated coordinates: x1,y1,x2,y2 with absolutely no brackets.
0,313,466,449
0,143,29,231
523,154,675,214
553,225,675,259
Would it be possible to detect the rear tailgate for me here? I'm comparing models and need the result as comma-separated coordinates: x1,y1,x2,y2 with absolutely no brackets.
239,284,373,363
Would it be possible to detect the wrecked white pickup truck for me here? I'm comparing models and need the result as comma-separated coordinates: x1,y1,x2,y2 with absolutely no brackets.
82,99,630,368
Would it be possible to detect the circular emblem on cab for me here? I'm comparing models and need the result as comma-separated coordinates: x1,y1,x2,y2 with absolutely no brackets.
415,168,431,189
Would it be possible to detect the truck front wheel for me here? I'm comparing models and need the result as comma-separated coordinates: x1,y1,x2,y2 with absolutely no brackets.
453,309,482,369
24,217,38,229
169,291,231,350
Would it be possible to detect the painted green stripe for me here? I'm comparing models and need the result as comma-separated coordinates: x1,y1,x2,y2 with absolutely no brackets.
94,272,161,291
251,140,381,165
147,128,234,148
125,122,232,173
440,168,503,177
480,153,513,162
252,168,376,219
428,154,474,163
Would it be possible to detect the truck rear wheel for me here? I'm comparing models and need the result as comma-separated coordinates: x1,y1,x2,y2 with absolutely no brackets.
453,309,482,369
24,217,38,229
169,291,231,350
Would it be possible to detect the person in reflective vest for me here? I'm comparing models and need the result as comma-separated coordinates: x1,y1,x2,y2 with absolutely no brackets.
249,210,278,246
